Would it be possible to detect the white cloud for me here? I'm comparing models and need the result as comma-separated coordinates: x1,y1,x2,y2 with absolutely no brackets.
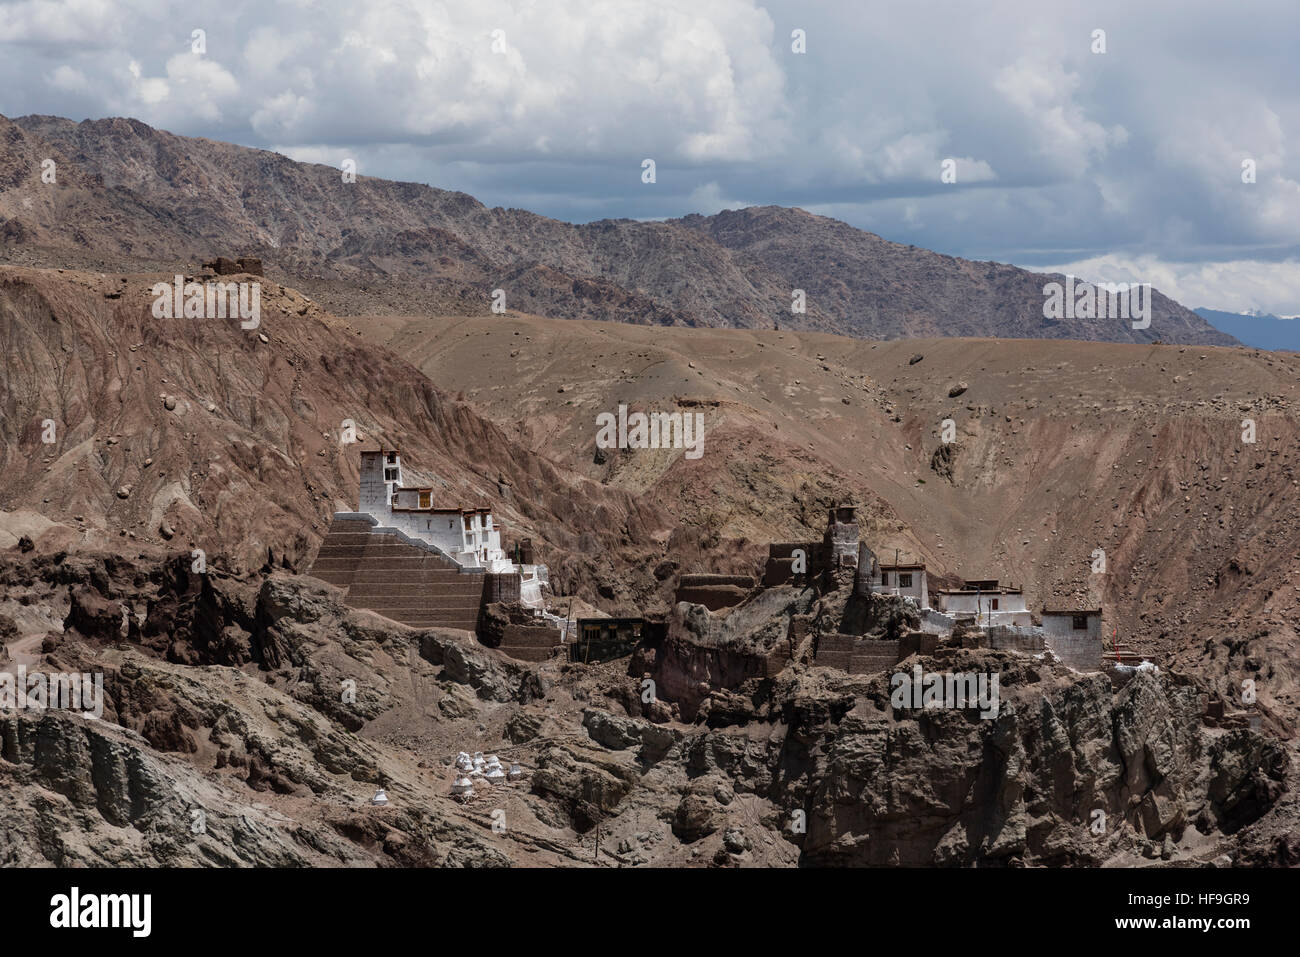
116,53,239,123
0,0,124,46
687,181,751,214
993,57,1128,178
1034,253,1300,316
0,0,1297,314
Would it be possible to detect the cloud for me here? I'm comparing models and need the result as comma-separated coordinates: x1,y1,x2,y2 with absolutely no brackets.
992,56,1127,178
0,0,125,47
687,180,751,214
0,0,1296,312
116,53,239,123
1033,253,1300,317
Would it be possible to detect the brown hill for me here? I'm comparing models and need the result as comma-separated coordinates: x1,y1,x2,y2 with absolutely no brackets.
2,261,1290,732
0,265,680,605
0,267,1294,868
342,311,1300,735
0,112,1233,346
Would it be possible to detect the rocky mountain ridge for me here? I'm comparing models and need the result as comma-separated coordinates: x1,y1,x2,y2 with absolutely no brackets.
0,112,1234,346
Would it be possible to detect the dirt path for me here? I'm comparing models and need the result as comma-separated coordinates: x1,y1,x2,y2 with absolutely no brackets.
2,633,43,674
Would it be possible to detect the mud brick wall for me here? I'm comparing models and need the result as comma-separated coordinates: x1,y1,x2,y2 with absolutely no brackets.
484,572,522,604
1045,633,1101,672
851,640,900,675
898,632,939,659
985,628,1046,655
679,574,755,588
497,624,562,662
814,634,901,674
764,542,829,586
814,633,857,670
675,584,750,610
676,574,755,610
763,644,793,677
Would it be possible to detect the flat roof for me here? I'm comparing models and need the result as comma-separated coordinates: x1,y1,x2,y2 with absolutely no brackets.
880,562,926,570
935,587,1023,595
1043,608,1102,615
392,506,491,514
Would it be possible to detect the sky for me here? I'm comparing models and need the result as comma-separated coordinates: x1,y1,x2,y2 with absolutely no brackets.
1,0,1297,315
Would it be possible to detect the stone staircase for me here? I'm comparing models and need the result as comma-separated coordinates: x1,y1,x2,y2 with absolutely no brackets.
308,514,486,631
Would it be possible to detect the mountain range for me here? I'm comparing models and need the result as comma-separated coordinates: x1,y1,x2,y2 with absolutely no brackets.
1196,307,1300,351
0,112,1234,346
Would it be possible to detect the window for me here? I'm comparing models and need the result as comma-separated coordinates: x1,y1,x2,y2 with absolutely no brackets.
384,468,398,482
899,573,912,588
1072,614,1088,631
991,598,999,610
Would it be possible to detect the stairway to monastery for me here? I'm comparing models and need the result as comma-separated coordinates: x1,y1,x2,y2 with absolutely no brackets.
308,515,486,631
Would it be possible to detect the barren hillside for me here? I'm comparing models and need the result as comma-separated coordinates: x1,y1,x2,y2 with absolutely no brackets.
0,267,1295,868
339,311,1300,735
0,266,678,604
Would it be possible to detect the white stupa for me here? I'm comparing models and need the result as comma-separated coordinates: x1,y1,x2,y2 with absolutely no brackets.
451,776,475,798
507,763,524,782
455,751,474,772
371,788,389,806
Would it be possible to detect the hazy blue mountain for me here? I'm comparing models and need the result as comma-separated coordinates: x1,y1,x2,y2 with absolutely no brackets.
1195,308,1300,351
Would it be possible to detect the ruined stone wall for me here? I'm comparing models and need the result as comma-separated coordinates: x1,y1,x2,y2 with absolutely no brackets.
917,608,957,634
763,542,828,586
985,625,1046,655
815,633,902,675
675,574,754,611
898,632,940,659
823,507,860,570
